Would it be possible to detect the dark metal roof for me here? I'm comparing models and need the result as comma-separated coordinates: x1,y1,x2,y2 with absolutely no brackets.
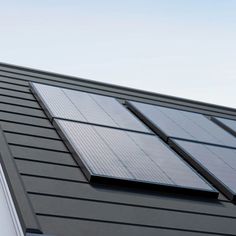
1,62,236,236
1,62,236,116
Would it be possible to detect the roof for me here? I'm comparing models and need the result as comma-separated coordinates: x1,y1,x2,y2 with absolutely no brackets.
0,62,236,236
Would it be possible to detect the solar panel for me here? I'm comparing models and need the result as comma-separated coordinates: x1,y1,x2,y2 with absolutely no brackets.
31,83,150,133
54,119,217,196
30,82,86,122
169,139,236,201
212,117,236,137
127,101,236,148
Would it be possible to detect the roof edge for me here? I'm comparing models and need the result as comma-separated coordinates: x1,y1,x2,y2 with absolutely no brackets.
0,61,235,114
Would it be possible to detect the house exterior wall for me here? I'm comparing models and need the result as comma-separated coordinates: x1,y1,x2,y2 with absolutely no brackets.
0,63,236,236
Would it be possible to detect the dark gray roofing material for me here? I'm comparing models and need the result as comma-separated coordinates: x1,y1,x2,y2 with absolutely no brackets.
0,62,236,236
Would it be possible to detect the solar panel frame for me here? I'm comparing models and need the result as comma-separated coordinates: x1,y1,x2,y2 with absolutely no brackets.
30,82,151,134
30,82,58,121
127,100,170,141
62,88,119,127
53,119,218,198
127,101,236,148
211,117,236,137
169,138,236,201
89,93,150,133
30,82,219,198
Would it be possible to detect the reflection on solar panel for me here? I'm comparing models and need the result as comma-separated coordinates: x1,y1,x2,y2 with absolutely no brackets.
30,83,150,133
127,101,236,148
31,82,219,197
54,119,217,196
212,117,236,137
31,82,86,121
170,139,236,201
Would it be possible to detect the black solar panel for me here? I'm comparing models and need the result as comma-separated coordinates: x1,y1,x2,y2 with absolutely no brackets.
31,82,86,122
170,139,236,201
31,83,150,133
127,101,236,148
31,82,219,197
54,119,217,196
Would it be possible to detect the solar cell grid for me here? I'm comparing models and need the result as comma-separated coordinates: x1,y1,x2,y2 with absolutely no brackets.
31,83,150,133
31,82,218,197
30,82,86,121
54,119,216,195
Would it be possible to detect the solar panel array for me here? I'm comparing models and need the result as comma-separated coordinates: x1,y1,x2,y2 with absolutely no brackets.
55,119,215,193
127,101,236,200
127,101,236,148
31,82,217,197
31,83,150,133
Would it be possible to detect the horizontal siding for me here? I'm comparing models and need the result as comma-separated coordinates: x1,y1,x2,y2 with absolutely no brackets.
22,175,236,218
0,87,35,100
0,77,30,88
0,111,52,127
0,94,40,108
1,70,236,119
0,121,59,139
0,103,45,117
38,215,225,236
29,194,236,235
17,159,85,182
5,132,68,152
0,64,236,236
10,145,76,166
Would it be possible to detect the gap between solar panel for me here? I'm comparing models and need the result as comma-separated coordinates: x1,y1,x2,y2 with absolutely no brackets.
50,117,155,136
30,82,152,134
126,100,236,201
169,138,236,202
211,116,236,138
126,101,236,149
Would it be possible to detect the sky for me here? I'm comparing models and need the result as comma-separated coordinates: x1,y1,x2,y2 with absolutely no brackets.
0,1,236,108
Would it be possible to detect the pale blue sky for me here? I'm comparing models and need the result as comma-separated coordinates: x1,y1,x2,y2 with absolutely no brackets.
1,1,236,108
